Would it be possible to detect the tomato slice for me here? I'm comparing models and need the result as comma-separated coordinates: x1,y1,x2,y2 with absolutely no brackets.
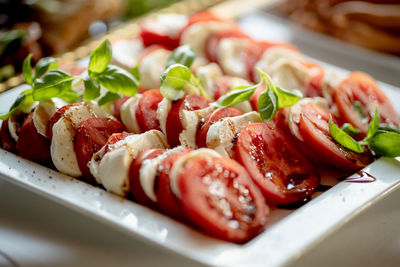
104,132,132,153
136,89,163,132
301,61,325,97
1,119,17,153
334,71,400,134
297,103,374,170
112,95,129,121
196,107,242,148
140,25,180,50
236,122,320,206
155,149,192,220
178,156,268,243
47,103,79,139
16,114,52,166
74,117,125,184
186,11,224,26
129,148,166,209
166,94,210,147
249,85,266,111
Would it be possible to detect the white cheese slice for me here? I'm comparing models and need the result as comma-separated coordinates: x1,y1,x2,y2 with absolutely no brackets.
206,111,262,157
157,98,172,135
216,37,250,79
141,14,188,39
50,101,110,177
111,39,143,70
139,48,171,89
32,99,67,138
196,63,224,99
139,146,185,202
179,106,215,149
169,148,222,198
120,94,142,133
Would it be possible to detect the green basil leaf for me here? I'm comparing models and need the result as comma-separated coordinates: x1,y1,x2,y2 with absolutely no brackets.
341,123,360,136
130,63,140,84
22,54,33,84
329,118,364,153
98,91,121,106
96,65,138,97
83,76,101,101
166,45,196,69
160,64,192,101
60,89,81,103
0,90,33,120
367,109,379,140
368,131,400,157
88,40,112,74
275,86,302,108
32,70,74,100
217,84,259,107
258,89,278,122
34,57,58,79
378,123,400,134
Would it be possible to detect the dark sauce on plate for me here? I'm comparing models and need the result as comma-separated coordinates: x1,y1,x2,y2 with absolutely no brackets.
338,170,376,183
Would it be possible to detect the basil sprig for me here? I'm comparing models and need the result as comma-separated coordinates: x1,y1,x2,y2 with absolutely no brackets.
329,110,400,157
166,45,196,69
85,40,138,104
217,68,302,121
0,89,34,120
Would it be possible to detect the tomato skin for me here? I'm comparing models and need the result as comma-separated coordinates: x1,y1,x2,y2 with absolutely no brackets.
166,94,210,147
136,89,163,132
196,107,242,148
236,122,320,206
155,149,192,220
47,104,79,139
140,30,179,50
178,156,268,243
1,120,17,153
186,11,224,26
16,114,52,166
105,132,132,153
129,149,166,209
112,95,129,121
74,117,125,184
334,72,400,134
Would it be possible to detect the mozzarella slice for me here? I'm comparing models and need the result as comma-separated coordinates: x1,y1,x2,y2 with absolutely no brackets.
206,111,262,157
141,14,188,38
8,111,25,142
139,146,185,202
50,101,110,177
180,21,236,57
89,130,168,196
120,94,142,133
111,39,143,70
216,37,250,79
157,98,172,135
33,99,67,138
322,70,345,104
139,48,171,89
196,63,224,99
169,148,222,198
179,106,215,149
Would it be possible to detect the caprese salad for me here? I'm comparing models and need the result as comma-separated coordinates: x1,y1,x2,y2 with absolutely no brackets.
1,11,400,243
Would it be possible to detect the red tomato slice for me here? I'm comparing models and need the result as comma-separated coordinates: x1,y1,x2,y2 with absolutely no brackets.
47,103,79,139
112,95,129,121
236,122,320,206
0,119,17,153
206,30,251,63
166,94,210,147
136,89,163,132
129,148,166,209
140,23,180,50
334,71,400,134
301,61,325,97
155,149,192,220
297,103,374,170
249,85,266,111
104,132,132,153
74,117,125,184
187,11,224,26
178,156,268,243
16,114,52,166
196,107,242,148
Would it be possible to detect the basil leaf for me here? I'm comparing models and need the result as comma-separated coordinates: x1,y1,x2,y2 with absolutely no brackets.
341,123,360,136
217,84,259,107
22,54,33,84
0,90,33,120
275,87,302,108
160,64,192,101
378,123,400,134
366,109,379,140
258,89,278,122
329,118,364,153
130,63,140,84
166,45,196,68
88,40,112,74
83,76,101,101
98,91,121,106
60,89,81,103
368,131,400,157
34,57,58,79
32,70,74,100
96,65,138,97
